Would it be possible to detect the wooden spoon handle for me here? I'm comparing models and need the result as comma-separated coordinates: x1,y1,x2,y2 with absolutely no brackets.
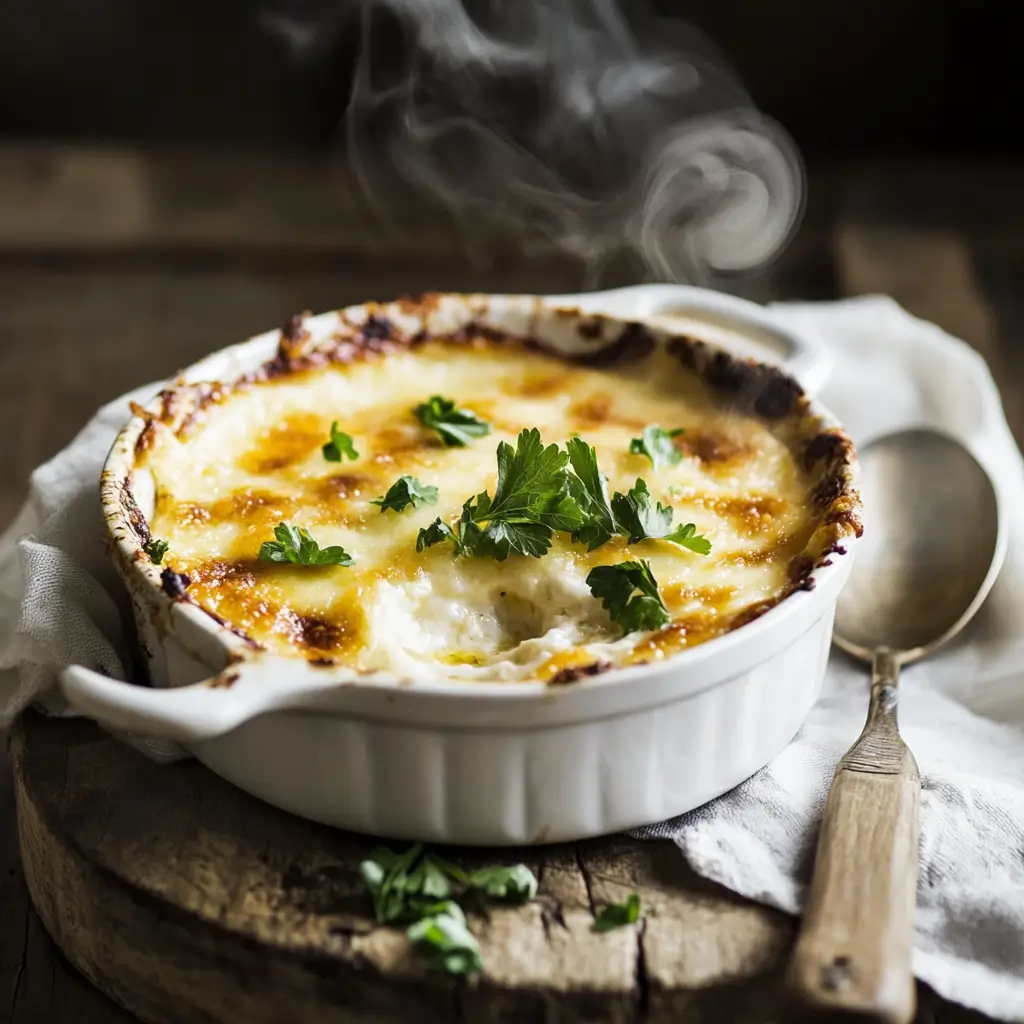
788,649,921,1024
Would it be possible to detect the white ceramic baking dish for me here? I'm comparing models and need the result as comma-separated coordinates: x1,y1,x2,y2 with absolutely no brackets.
60,284,858,845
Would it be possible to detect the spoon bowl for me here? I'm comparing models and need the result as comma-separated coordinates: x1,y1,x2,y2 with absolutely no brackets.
835,428,1004,663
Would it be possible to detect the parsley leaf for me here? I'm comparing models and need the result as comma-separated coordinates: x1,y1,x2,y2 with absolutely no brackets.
664,521,713,555
371,475,439,513
360,846,535,976
322,421,358,462
421,429,588,561
610,479,711,553
592,893,641,932
361,844,425,924
414,395,491,447
629,425,684,470
407,901,484,975
468,865,538,902
484,429,586,533
417,517,465,555
144,538,169,564
565,436,617,551
258,523,354,566
586,559,671,634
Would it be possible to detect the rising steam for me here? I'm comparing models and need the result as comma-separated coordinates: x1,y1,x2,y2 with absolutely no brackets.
264,0,805,282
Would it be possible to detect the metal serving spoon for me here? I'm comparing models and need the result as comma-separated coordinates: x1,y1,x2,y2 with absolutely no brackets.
788,427,1006,1024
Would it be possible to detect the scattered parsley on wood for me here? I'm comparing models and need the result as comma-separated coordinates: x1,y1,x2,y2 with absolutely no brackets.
322,421,358,462
586,559,671,634
359,845,537,975
414,395,491,447
144,538,169,564
611,479,712,553
407,901,484,975
371,475,439,513
468,864,539,901
258,523,354,566
592,893,642,932
629,425,684,470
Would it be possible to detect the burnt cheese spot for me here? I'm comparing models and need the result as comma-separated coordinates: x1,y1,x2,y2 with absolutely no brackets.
312,473,374,503
548,661,613,685
679,492,786,537
506,371,570,398
170,490,300,530
567,392,646,432
278,607,362,654
676,431,752,468
661,582,737,612
239,413,324,474
569,391,613,425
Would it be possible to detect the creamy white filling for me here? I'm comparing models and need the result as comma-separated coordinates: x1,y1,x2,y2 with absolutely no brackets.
358,554,629,680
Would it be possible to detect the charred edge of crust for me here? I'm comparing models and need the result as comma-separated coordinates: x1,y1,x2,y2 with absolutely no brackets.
577,316,605,342
159,568,191,599
280,312,311,353
120,479,151,548
548,661,614,686
572,322,656,367
668,336,806,421
308,656,336,667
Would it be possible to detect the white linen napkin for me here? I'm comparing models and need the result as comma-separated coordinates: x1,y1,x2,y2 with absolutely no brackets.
3,296,1024,1020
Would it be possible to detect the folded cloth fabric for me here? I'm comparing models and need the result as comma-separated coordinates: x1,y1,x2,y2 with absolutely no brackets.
3,296,1024,1021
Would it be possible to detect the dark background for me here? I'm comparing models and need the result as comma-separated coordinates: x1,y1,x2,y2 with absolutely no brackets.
0,0,1020,156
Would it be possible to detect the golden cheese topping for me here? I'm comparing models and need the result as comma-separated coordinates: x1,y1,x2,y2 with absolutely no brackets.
140,337,831,682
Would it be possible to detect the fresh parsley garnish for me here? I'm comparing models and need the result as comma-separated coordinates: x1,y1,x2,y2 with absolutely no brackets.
592,893,642,932
414,395,491,447
361,843,429,924
417,433,710,562
322,421,358,462
417,428,587,560
611,479,712,553
144,538,169,564
258,523,354,566
417,517,463,554
566,436,617,551
371,475,439,513
407,901,484,975
586,559,671,634
468,864,539,902
360,846,537,975
629,425,684,471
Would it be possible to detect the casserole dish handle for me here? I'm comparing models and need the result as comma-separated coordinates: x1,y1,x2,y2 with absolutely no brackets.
555,283,831,396
60,662,312,743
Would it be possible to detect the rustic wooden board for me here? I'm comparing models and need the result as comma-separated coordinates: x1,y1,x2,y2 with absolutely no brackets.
11,713,990,1024
12,713,789,1024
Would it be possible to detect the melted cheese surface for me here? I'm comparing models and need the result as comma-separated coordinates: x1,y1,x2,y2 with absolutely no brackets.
142,340,816,681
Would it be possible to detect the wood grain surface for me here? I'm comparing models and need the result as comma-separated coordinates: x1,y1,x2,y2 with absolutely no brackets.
0,148,1018,1024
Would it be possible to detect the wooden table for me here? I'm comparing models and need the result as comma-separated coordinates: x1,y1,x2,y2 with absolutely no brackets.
0,146,1019,1023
